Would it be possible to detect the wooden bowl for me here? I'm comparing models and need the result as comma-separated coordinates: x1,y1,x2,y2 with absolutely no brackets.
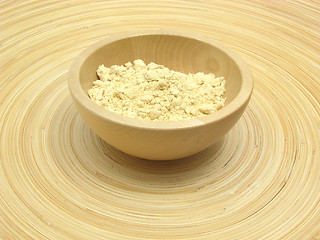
68,31,253,160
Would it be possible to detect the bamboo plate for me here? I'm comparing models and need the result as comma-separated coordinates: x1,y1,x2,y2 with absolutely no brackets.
0,1,320,239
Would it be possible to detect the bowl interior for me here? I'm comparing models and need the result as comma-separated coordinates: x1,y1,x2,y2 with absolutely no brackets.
79,34,242,105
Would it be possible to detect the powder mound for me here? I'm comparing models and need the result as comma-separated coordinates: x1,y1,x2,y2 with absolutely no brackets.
88,59,226,121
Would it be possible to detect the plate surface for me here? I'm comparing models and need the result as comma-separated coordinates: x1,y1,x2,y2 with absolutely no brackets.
0,1,320,239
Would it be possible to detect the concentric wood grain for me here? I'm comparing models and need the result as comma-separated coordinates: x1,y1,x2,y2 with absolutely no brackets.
1,1,320,239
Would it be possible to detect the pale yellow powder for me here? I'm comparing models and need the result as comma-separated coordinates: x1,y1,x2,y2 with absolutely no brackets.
88,59,226,121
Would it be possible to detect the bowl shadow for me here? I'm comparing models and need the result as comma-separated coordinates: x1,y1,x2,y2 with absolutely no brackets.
50,97,237,192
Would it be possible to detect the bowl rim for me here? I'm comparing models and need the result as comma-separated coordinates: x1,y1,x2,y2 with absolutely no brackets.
68,30,253,130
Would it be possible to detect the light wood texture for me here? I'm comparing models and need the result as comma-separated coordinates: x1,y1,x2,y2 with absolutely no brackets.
1,0,320,239
68,32,253,160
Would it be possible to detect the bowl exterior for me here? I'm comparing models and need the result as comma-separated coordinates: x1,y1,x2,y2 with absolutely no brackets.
70,93,250,160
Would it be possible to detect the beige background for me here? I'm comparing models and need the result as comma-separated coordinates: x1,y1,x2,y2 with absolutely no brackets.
0,1,320,239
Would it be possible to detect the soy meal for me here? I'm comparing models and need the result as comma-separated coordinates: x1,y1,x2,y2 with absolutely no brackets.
88,60,226,121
